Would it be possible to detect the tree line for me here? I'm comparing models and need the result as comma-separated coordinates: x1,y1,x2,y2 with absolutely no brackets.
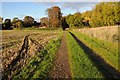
0,16,40,30
0,6,64,30
0,2,119,30
65,2,119,28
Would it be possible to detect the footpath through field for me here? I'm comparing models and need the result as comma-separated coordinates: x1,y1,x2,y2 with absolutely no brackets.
48,31,71,78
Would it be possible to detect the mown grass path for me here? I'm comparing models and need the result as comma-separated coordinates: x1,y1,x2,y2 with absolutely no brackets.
48,31,71,78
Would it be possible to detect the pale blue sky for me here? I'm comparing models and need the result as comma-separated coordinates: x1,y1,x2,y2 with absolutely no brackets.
1,2,99,22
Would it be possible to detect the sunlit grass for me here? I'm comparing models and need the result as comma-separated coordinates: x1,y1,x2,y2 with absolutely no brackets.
72,31,118,71
66,32,103,78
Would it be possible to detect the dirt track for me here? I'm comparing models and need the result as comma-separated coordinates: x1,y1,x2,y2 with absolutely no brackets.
48,32,71,78
49,31,120,78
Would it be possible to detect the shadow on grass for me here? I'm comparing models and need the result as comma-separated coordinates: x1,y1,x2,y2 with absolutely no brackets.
69,32,120,78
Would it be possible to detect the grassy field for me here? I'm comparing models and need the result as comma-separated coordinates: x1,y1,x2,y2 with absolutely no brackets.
1,26,120,79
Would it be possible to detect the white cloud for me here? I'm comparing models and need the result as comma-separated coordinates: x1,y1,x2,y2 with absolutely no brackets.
61,2,98,11
35,18,40,22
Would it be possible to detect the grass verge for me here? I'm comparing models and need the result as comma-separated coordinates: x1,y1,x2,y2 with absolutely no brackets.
72,31,118,71
66,32,103,78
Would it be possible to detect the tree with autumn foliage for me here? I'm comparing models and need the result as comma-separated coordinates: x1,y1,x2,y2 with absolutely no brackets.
40,17,49,27
46,6,62,27
0,17,3,30
65,12,84,28
89,2,120,27
0,17,3,24
65,2,119,28
23,16,34,27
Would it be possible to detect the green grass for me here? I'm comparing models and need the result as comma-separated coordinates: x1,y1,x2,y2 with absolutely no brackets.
72,31,118,71
13,34,62,79
66,32,103,78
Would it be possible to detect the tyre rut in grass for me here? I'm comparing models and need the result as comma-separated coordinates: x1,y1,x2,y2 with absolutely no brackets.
3,35,43,79
2,31,60,79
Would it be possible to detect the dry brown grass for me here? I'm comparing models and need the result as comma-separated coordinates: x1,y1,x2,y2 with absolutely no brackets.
75,26,118,43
